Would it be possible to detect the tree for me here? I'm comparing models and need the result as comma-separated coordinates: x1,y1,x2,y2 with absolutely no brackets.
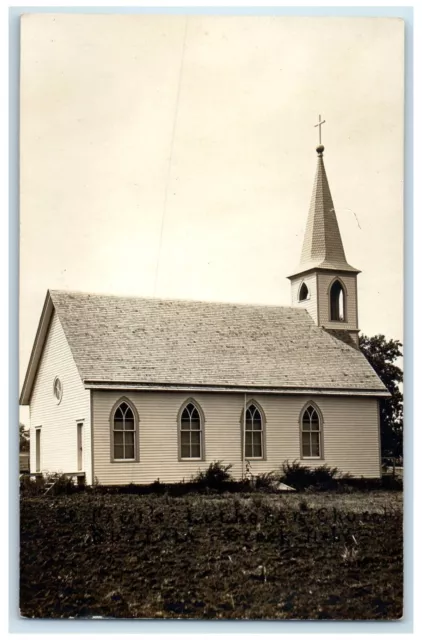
20,422,30,453
359,334,403,459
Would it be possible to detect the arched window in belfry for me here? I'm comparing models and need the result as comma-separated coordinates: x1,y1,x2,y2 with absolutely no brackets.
299,282,309,301
330,280,345,321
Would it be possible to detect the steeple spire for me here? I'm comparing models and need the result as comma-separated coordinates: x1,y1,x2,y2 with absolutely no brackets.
287,133,361,346
292,144,359,277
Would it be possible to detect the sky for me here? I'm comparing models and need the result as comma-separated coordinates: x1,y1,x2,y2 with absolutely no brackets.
19,14,404,421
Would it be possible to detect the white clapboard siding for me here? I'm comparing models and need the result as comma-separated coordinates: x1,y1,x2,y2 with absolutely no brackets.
92,391,381,484
29,311,92,482
290,273,318,324
317,272,359,330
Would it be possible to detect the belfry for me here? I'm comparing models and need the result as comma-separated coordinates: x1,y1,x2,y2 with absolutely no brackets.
288,118,360,347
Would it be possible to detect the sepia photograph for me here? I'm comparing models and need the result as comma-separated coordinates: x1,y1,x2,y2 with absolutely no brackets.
19,13,404,620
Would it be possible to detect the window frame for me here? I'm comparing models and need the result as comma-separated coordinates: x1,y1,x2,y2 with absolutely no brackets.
53,376,63,404
328,277,347,323
299,401,324,460
240,400,266,462
298,281,310,302
109,397,139,463
177,399,205,462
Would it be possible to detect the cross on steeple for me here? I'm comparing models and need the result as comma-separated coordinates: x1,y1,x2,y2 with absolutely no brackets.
314,114,326,145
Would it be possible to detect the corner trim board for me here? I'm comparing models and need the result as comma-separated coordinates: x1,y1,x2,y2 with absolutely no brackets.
90,389,95,485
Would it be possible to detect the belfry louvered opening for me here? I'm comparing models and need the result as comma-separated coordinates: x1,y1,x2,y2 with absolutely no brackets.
330,280,345,322
299,282,309,301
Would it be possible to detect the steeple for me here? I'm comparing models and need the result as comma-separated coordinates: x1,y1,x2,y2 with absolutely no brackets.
287,130,361,348
292,145,359,277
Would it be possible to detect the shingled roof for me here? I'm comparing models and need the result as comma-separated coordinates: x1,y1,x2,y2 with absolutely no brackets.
20,289,388,402
290,146,359,277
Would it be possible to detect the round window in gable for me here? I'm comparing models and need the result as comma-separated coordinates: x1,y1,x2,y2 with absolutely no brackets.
53,377,63,404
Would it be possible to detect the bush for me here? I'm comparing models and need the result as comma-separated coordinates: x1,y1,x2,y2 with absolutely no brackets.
47,472,80,496
279,461,314,489
192,461,234,491
312,464,340,484
20,475,45,497
150,479,167,495
279,461,341,490
20,472,82,497
254,471,278,491
23,464,401,498
382,474,403,490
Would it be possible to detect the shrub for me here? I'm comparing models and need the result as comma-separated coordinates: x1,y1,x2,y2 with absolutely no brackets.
20,472,82,497
279,461,314,489
150,479,167,495
20,474,45,497
252,471,278,492
47,472,80,496
279,461,341,490
312,464,340,484
381,474,403,490
192,461,234,491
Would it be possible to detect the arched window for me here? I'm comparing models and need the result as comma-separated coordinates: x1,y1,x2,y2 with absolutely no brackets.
112,401,137,461
300,404,322,459
330,280,345,321
299,282,309,301
180,402,203,460
244,403,264,459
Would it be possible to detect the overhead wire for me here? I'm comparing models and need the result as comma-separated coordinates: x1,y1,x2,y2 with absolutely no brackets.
153,17,189,295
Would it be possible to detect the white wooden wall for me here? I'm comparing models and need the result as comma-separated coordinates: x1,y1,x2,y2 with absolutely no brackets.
317,272,359,330
92,390,381,484
29,311,92,483
290,273,318,323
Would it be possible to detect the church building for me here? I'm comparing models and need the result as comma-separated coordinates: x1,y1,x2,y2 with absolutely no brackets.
20,143,389,485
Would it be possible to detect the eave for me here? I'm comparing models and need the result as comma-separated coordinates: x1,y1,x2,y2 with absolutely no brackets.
19,291,55,405
83,380,390,398
287,265,361,280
